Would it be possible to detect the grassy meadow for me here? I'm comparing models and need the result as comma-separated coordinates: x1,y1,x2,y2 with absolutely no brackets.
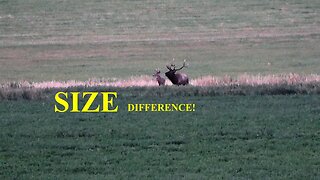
1,90,320,179
0,0,320,179
0,0,320,82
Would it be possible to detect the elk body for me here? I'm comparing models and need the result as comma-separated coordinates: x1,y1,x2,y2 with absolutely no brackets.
153,70,166,86
165,60,189,86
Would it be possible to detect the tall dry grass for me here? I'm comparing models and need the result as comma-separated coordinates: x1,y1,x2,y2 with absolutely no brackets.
1,73,320,100
2,73,320,89
191,73,320,86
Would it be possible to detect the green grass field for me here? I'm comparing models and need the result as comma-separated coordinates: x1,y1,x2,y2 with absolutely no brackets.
1,90,320,179
1,0,320,179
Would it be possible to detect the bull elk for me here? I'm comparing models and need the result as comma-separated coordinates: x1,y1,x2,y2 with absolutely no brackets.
165,60,189,86
153,69,166,86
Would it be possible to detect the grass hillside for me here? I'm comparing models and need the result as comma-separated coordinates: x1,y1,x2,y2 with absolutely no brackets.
0,0,319,82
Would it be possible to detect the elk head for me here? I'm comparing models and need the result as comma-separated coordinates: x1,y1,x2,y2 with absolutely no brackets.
165,60,189,86
153,69,161,77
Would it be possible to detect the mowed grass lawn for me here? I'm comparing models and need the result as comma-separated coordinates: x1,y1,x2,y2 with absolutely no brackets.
0,91,319,179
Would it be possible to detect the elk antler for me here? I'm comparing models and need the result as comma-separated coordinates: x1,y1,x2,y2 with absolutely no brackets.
166,58,176,70
175,59,187,71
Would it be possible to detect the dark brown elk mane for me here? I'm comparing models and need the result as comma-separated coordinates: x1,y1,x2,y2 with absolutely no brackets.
165,60,189,86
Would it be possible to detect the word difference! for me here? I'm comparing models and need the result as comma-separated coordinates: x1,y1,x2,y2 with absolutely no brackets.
128,103,196,112
54,92,118,113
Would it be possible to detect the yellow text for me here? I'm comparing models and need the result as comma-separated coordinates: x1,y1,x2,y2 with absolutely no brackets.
54,91,118,113
127,103,195,112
